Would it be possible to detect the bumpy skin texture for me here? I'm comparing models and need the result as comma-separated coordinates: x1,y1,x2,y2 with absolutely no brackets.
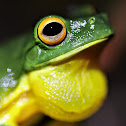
0,11,114,125
0,33,35,98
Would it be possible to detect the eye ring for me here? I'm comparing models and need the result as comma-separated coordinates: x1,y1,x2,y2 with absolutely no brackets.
38,17,66,46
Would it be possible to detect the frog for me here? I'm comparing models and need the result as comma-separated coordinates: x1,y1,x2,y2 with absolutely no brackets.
0,5,114,126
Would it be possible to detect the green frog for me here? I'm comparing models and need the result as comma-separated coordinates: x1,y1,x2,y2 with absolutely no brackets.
0,6,114,126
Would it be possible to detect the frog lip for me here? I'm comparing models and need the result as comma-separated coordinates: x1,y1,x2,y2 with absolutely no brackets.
49,37,108,65
34,37,107,69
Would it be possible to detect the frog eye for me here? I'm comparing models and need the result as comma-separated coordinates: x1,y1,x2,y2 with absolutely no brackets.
38,17,66,46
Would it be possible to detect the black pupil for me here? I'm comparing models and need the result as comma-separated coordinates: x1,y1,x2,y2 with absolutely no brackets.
42,22,63,36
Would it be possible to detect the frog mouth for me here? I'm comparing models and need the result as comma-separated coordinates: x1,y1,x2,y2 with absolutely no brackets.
35,38,107,68
51,38,107,64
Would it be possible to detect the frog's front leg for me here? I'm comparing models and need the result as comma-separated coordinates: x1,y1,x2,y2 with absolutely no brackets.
0,91,42,126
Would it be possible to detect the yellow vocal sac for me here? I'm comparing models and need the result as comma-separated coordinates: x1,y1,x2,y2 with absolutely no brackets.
28,47,107,122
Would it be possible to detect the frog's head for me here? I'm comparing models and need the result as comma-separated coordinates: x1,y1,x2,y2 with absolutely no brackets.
25,14,114,70
26,14,114,122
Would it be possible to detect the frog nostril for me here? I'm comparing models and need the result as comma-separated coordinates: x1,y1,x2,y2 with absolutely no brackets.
89,17,95,24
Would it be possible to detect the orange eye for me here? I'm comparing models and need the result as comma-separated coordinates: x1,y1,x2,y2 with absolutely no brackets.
38,17,66,46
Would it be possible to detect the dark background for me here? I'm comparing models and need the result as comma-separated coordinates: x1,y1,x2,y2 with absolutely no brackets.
0,0,126,126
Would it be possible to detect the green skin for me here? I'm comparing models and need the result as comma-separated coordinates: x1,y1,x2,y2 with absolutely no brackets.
0,9,114,110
